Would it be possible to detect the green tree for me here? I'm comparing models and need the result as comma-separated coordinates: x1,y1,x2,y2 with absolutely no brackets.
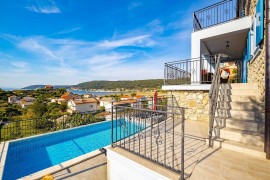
131,92,136,98
59,102,67,112
100,106,105,111
36,94,46,103
58,88,67,95
30,101,47,117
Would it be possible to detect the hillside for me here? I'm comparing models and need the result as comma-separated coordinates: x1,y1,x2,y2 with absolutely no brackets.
72,79,164,90
22,85,72,90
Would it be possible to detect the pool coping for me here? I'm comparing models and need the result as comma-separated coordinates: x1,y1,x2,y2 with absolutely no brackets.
0,120,110,180
19,146,109,180
0,141,9,180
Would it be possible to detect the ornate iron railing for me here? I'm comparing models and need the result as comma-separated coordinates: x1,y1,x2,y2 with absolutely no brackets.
208,54,221,146
164,56,216,85
193,0,246,31
111,104,185,179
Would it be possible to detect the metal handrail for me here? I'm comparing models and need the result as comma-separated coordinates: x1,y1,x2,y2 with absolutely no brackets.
194,0,232,13
164,56,216,85
208,54,221,146
111,101,185,179
193,0,245,31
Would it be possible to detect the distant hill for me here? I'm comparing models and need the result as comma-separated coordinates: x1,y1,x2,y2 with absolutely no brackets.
72,79,164,90
22,85,72,90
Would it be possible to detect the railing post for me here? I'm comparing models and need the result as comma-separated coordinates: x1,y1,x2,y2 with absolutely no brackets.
172,112,175,169
111,102,114,147
180,108,185,180
164,63,166,85
0,126,2,142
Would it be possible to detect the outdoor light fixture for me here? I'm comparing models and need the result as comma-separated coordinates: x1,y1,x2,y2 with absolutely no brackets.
226,41,230,49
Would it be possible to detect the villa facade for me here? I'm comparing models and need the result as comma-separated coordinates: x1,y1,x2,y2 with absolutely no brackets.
107,0,269,179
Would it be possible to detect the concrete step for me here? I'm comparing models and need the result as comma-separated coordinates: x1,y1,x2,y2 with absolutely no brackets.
219,127,264,146
225,118,264,133
218,95,263,103
216,109,265,122
211,138,266,158
217,101,264,111
219,89,260,96
220,83,258,90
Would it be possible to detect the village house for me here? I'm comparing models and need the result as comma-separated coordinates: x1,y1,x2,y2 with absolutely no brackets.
44,85,53,89
99,97,114,112
83,94,95,98
7,95,20,104
67,97,100,114
50,98,66,104
120,95,131,100
61,92,76,101
20,96,36,108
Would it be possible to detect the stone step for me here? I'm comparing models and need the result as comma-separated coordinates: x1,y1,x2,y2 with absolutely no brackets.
211,138,266,158
216,109,265,122
225,118,264,133
217,101,264,111
219,127,264,147
219,89,260,96
220,83,258,90
218,95,263,103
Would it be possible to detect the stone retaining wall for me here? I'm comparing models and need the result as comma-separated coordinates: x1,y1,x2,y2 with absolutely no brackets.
246,0,266,103
169,90,209,122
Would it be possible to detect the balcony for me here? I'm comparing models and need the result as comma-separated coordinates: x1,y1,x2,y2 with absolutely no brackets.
164,56,216,86
193,0,246,31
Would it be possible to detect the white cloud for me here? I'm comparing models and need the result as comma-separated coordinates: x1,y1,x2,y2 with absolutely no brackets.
18,38,63,63
11,61,27,69
97,34,152,48
86,53,132,65
128,2,142,10
26,0,61,14
0,14,192,87
56,27,82,35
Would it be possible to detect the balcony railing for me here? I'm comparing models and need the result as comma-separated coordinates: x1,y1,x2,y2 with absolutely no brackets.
111,102,185,179
193,0,246,31
164,56,216,85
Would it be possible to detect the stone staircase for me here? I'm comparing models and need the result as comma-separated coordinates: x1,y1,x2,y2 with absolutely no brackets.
211,83,266,158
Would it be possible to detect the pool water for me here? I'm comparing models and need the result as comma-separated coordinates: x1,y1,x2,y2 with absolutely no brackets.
3,120,140,180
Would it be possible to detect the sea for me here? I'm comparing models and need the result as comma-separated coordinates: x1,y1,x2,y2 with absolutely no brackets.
0,87,121,96
67,89,122,96
0,87,20,91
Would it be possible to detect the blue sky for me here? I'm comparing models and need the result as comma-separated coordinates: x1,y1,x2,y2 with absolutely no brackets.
0,0,219,88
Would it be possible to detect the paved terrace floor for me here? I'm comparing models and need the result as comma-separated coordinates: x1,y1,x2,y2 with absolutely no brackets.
52,154,107,180
50,120,270,180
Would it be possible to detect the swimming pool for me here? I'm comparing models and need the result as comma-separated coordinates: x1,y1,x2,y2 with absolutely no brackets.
2,120,139,180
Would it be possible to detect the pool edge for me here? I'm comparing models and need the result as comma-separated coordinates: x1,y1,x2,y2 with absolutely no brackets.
19,145,109,180
0,141,9,180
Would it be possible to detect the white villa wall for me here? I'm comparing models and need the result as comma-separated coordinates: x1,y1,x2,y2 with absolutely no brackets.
68,100,99,113
107,149,171,180
100,101,112,112
190,16,252,83
75,103,98,113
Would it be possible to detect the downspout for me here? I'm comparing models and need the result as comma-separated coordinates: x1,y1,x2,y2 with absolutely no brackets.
265,0,270,159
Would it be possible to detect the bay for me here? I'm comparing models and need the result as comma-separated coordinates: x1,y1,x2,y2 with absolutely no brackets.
67,89,122,96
